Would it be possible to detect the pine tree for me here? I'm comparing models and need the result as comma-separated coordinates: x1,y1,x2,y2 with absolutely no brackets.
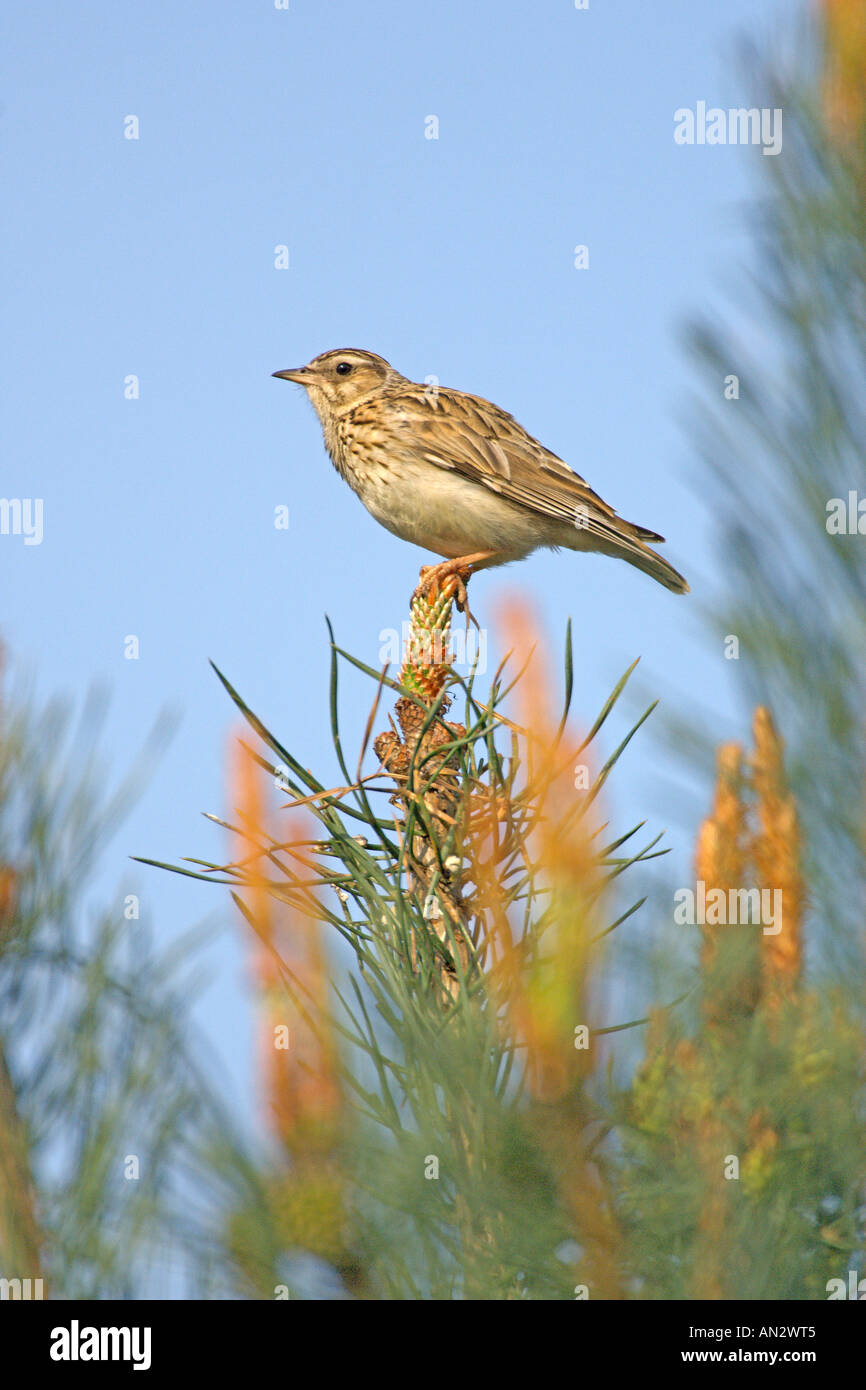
0,662,255,1298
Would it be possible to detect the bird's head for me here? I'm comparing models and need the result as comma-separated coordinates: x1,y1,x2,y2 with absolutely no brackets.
273,348,398,415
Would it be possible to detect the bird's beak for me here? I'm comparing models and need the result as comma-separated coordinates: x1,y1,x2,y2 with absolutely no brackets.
272,366,313,384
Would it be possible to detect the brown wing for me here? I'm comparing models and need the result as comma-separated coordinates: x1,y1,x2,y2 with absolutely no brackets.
377,385,665,547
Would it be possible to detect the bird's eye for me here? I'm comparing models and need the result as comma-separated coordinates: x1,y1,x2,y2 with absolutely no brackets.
335,362,353,376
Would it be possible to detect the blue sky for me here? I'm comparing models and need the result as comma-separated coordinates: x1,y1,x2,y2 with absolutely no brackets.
2,1,789,1131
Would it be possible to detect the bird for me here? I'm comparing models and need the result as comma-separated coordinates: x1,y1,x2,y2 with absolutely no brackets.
272,348,689,603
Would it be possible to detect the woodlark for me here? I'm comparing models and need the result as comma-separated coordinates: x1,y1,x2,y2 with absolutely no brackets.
273,349,689,601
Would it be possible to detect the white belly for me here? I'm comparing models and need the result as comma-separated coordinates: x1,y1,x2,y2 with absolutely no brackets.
351,456,540,560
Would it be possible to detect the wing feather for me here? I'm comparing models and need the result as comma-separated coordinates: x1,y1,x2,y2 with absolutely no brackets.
380,386,665,547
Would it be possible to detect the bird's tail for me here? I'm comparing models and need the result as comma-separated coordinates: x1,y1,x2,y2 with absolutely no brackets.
597,527,690,595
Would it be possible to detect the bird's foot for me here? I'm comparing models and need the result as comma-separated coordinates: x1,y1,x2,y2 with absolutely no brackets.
414,563,469,613
413,553,497,630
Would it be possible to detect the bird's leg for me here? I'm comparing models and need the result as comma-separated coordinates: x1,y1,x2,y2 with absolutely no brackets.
414,552,499,627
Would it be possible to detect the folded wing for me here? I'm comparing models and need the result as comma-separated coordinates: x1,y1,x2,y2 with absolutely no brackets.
384,386,667,551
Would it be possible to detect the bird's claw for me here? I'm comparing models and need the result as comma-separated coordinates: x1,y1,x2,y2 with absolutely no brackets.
413,564,479,632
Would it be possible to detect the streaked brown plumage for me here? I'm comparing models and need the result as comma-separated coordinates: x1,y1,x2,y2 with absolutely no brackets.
273,348,689,597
